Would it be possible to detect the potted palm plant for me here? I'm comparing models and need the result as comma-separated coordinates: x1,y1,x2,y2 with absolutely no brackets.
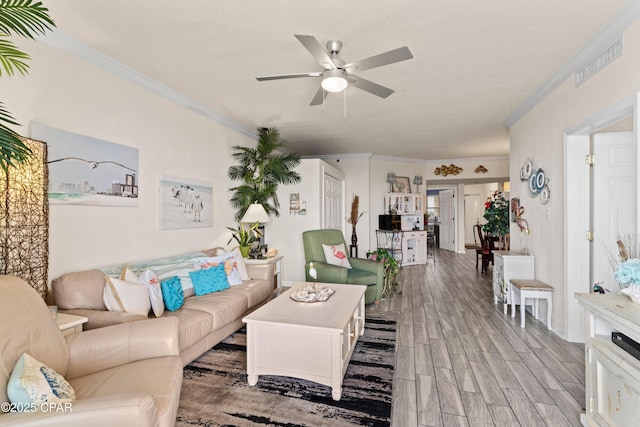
0,0,56,172
227,127,301,221
226,222,261,258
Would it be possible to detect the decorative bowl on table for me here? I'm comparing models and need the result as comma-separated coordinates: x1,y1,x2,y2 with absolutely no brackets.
290,284,335,303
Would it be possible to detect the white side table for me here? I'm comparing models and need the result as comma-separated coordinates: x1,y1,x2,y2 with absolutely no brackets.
55,312,88,336
244,255,283,289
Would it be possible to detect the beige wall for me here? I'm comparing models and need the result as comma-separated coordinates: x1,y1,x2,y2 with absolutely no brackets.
426,158,509,182
1,41,255,281
509,19,640,338
331,157,372,255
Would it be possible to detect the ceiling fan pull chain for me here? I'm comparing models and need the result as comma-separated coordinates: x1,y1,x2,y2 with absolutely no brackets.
322,87,326,112
343,87,347,119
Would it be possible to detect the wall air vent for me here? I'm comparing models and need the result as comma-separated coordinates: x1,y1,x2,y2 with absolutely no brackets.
575,37,623,87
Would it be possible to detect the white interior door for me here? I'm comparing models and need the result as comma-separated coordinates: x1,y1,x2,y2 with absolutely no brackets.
464,194,483,245
592,131,636,291
323,172,343,231
439,189,455,251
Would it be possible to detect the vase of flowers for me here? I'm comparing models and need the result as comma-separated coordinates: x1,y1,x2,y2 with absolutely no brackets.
615,258,640,303
347,195,365,257
611,235,640,303
482,190,509,250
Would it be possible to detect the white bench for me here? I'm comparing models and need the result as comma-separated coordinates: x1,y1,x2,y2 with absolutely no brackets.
510,279,553,330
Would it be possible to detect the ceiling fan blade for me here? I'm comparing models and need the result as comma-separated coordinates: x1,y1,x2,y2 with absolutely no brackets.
294,34,336,69
349,76,394,98
256,72,322,81
310,87,328,106
345,46,413,72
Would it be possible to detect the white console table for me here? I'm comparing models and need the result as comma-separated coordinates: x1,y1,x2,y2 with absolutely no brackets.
575,293,640,426
492,251,534,314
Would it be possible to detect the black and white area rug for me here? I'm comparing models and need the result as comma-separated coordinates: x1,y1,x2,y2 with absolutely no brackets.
176,313,397,427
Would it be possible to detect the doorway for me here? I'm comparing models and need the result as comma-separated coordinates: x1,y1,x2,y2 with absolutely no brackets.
463,182,501,248
564,94,639,343
322,170,345,232
427,186,457,252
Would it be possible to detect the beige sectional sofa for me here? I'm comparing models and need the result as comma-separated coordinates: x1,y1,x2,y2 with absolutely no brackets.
0,274,182,427
51,248,275,366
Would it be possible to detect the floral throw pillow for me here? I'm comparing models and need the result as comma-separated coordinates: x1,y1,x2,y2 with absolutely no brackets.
7,353,75,407
195,253,243,286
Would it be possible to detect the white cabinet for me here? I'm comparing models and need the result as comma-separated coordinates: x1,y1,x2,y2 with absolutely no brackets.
376,230,427,266
384,193,425,215
402,231,427,265
493,251,534,314
379,193,427,265
576,293,640,426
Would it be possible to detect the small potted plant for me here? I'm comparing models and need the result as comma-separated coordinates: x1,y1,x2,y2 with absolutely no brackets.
226,222,262,258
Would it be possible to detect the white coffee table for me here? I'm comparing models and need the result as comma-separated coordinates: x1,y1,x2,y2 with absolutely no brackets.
242,282,366,400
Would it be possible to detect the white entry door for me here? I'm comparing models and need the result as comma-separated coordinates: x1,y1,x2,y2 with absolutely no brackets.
592,131,636,291
439,189,455,251
323,172,344,230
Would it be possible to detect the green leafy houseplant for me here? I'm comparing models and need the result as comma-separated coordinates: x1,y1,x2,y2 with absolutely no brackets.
482,190,509,248
0,0,55,173
226,222,261,257
367,248,400,297
227,127,301,221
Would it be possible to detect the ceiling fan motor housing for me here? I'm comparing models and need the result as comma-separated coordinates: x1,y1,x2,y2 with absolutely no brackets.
326,40,343,55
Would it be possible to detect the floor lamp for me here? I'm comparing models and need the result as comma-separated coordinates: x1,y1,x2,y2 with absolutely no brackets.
0,137,49,298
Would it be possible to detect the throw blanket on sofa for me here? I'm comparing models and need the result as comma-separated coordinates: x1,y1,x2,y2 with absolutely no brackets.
101,251,208,292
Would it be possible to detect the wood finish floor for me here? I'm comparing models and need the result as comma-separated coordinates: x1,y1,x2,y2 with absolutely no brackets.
367,249,585,427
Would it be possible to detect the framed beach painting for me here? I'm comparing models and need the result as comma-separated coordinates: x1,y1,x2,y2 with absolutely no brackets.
160,175,213,230
32,123,139,207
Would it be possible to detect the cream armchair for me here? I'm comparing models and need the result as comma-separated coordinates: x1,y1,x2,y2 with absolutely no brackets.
0,275,183,427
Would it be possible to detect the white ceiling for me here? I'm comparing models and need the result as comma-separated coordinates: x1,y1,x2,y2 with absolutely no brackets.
43,0,627,161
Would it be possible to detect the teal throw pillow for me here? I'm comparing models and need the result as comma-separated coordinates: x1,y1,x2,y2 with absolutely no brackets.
161,276,184,311
189,264,230,296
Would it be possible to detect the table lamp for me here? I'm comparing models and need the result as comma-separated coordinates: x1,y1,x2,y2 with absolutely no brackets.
387,173,396,192
413,176,423,193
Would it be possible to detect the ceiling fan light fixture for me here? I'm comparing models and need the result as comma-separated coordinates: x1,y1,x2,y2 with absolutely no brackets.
321,69,348,92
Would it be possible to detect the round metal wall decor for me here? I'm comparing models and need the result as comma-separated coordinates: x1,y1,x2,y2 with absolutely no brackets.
521,158,550,205
520,158,533,181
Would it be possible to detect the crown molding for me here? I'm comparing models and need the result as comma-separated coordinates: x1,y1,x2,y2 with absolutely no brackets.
504,0,640,128
422,155,509,165
308,153,509,164
37,30,258,141
306,153,373,160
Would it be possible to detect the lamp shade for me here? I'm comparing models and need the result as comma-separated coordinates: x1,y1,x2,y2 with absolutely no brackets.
321,69,348,92
241,203,270,224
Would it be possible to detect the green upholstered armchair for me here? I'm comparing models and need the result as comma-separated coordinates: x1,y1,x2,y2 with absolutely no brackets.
302,229,384,304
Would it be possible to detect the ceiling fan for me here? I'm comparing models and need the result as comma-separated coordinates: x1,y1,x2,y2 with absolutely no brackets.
256,35,413,106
